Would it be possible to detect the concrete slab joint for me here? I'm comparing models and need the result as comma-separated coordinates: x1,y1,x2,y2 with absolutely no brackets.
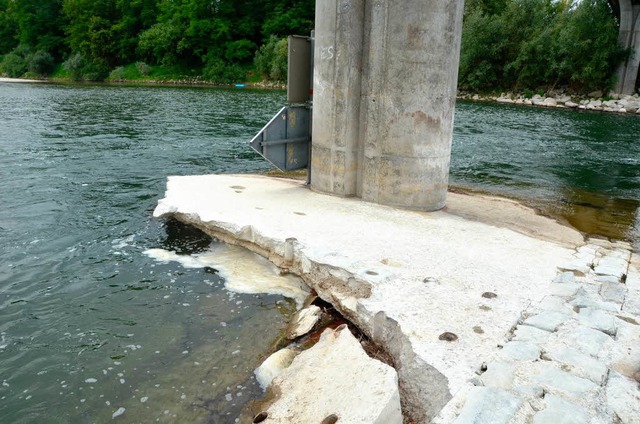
311,0,465,211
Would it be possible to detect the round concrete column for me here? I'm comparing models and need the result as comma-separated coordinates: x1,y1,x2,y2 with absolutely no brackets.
311,0,365,197
359,1,464,210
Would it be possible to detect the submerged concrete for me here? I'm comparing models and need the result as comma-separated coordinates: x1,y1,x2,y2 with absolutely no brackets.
153,174,639,422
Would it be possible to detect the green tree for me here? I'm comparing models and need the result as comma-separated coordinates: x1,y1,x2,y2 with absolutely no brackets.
0,0,19,55
262,0,314,37
458,0,625,92
254,35,287,81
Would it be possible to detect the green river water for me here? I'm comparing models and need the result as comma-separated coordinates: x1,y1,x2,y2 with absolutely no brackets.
0,82,638,423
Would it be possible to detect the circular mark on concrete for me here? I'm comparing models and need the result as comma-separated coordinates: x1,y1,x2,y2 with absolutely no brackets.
293,211,306,216
230,185,245,190
438,332,458,342
321,415,339,424
482,292,497,299
473,326,485,334
366,270,379,276
253,412,268,423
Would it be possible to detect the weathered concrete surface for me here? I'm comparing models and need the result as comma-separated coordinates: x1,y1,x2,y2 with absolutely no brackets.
312,1,465,210
435,240,640,424
254,326,402,424
312,0,364,197
154,174,589,421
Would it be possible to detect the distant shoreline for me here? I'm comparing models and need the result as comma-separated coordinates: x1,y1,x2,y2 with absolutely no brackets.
0,77,49,83
2,76,638,117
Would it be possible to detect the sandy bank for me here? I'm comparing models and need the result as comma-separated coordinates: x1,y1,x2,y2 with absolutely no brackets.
0,77,48,84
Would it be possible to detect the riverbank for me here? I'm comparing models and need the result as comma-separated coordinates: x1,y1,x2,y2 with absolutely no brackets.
3,76,638,117
460,90,640,115
153,174,639,423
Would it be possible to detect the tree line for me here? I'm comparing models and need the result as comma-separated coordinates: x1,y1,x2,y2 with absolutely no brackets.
0,0,632,94
461,0,627,93
0,0,313,82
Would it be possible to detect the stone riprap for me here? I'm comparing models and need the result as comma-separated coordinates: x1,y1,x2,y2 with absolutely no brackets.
465,92,640,115
153,174,639,422
434,240,640,424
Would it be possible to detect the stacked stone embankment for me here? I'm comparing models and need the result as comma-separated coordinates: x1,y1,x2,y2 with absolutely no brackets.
461,91,640,115
435,239,640,423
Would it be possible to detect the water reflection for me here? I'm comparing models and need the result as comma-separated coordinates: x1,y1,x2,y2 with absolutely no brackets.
452,101,640,243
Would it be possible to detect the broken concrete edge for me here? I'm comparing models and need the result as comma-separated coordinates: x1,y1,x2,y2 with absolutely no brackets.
154,210,432,420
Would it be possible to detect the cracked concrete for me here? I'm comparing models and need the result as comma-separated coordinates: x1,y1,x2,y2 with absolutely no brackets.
153,174,638,423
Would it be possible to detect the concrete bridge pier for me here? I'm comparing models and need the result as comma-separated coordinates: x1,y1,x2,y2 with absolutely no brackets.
311,0,365,197
311,0,465,211
613,0,640,95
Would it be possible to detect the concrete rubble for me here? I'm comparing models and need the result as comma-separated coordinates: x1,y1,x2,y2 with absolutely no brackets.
251,325,403,424
153,174,639,423
470,91,640,115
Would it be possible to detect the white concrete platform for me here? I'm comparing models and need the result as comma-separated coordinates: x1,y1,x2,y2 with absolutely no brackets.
153,174,638,422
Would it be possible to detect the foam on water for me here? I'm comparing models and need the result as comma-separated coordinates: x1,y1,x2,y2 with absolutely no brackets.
143,244,310,308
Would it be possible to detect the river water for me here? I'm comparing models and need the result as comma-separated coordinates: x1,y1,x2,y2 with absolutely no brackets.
452,100,640,244
0,83,638,423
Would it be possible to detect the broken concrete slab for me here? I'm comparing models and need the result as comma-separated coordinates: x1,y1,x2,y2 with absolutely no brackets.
257,326,402,424
154,174,581,422
286,305,321,339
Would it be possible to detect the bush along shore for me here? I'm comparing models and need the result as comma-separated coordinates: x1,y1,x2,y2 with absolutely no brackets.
459,90,640,115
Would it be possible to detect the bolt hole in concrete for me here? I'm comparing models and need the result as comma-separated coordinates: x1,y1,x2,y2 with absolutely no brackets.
482,292,498,298
293,211,306,216
366,270,379,276
439,332,459,342
321,414,340,424
253,412,268,423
